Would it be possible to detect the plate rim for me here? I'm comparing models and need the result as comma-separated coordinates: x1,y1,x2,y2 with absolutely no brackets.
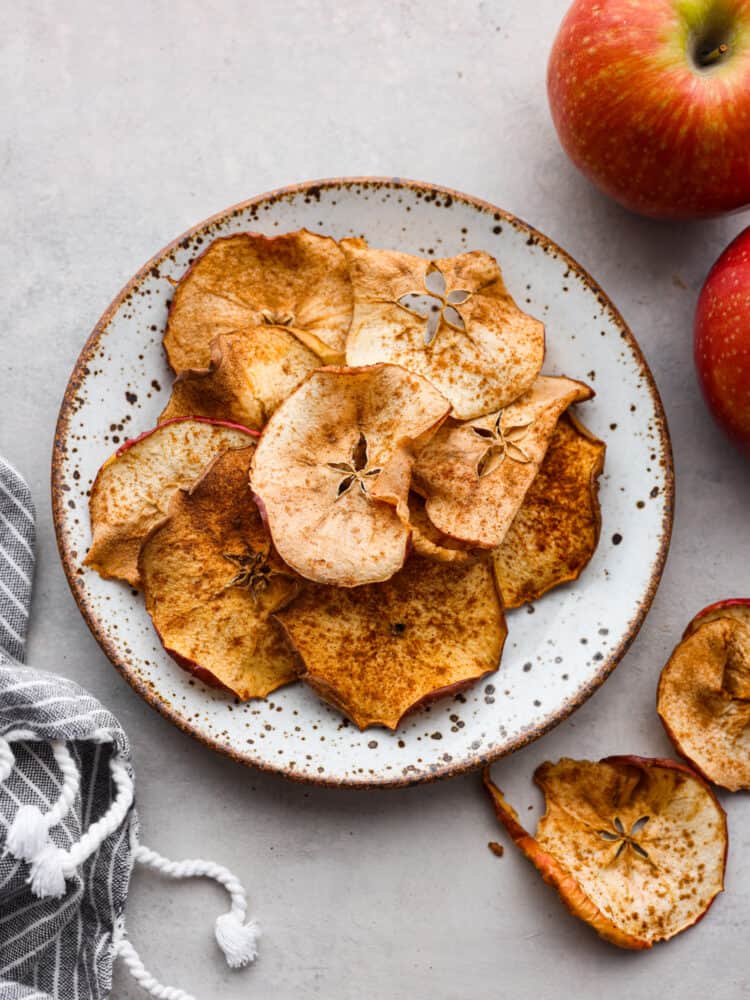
51,175,675,789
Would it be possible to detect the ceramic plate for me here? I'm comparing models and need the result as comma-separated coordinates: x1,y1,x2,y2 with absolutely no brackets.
52,177,673,788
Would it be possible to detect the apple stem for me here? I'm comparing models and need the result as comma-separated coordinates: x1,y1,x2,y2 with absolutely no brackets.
699,42,729,66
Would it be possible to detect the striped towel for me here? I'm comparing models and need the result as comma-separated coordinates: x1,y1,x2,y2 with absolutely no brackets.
0,458,258,999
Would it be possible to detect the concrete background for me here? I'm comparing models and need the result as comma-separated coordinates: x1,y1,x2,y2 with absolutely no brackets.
2,2,749,997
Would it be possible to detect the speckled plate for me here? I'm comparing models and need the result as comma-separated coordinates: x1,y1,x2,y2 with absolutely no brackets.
52,177,673,788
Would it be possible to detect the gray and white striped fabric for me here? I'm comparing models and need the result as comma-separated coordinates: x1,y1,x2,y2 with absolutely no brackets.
0,458,35,663
0,457,136,1000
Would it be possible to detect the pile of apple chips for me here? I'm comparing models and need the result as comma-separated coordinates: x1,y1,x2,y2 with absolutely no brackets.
86,229,605,730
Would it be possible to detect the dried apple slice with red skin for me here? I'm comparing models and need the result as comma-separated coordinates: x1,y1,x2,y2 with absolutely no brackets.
251,364,451,587
85,416,257,588
493,411,605,608
276,556,506,730
139,447,299,700
484,757,727,949
683,599,750,638
159,327,319,430
342,239,545,420
413,376,593,549
658,615,750,790
164,229,352,372
412,412,604,581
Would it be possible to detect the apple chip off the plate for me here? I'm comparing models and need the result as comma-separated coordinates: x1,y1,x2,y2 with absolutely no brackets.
413,376,593,549
85,416,256,588
493,411,605,608
657,604,750,791
159,328,319,430
276,556,506,730
139,446,299,700
484,757,727,949
164,229,353,372
251,363,451,587
342,239,545,420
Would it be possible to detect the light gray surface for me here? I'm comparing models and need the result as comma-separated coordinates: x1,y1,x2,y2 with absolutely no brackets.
2,2,749,998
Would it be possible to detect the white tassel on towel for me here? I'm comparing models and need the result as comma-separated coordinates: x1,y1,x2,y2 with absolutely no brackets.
24,753,133,898
7,740,80,861
131,844,260,968
28,843,68,899
110,842,260,996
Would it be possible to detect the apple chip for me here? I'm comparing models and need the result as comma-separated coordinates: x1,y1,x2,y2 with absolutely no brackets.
276,557,506,730
342,239,545,420
159,328,319,429
85,417,256,587
484,757,726,949
139,447,299,700
409,493,482,564
658,614,750,791
493,412,605,607
251,364,451,587
413,376,593,549
164,229,353,371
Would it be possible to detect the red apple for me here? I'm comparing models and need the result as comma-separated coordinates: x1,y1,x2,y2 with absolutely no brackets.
694,227,750,455
548,0,750,219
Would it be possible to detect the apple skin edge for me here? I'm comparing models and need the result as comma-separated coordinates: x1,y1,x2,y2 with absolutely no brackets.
394,650,506,731
162,642,235,695
548,0,750,219
114,414,259,458
683,597,750,638
160,633,300,701
695,228,750,458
